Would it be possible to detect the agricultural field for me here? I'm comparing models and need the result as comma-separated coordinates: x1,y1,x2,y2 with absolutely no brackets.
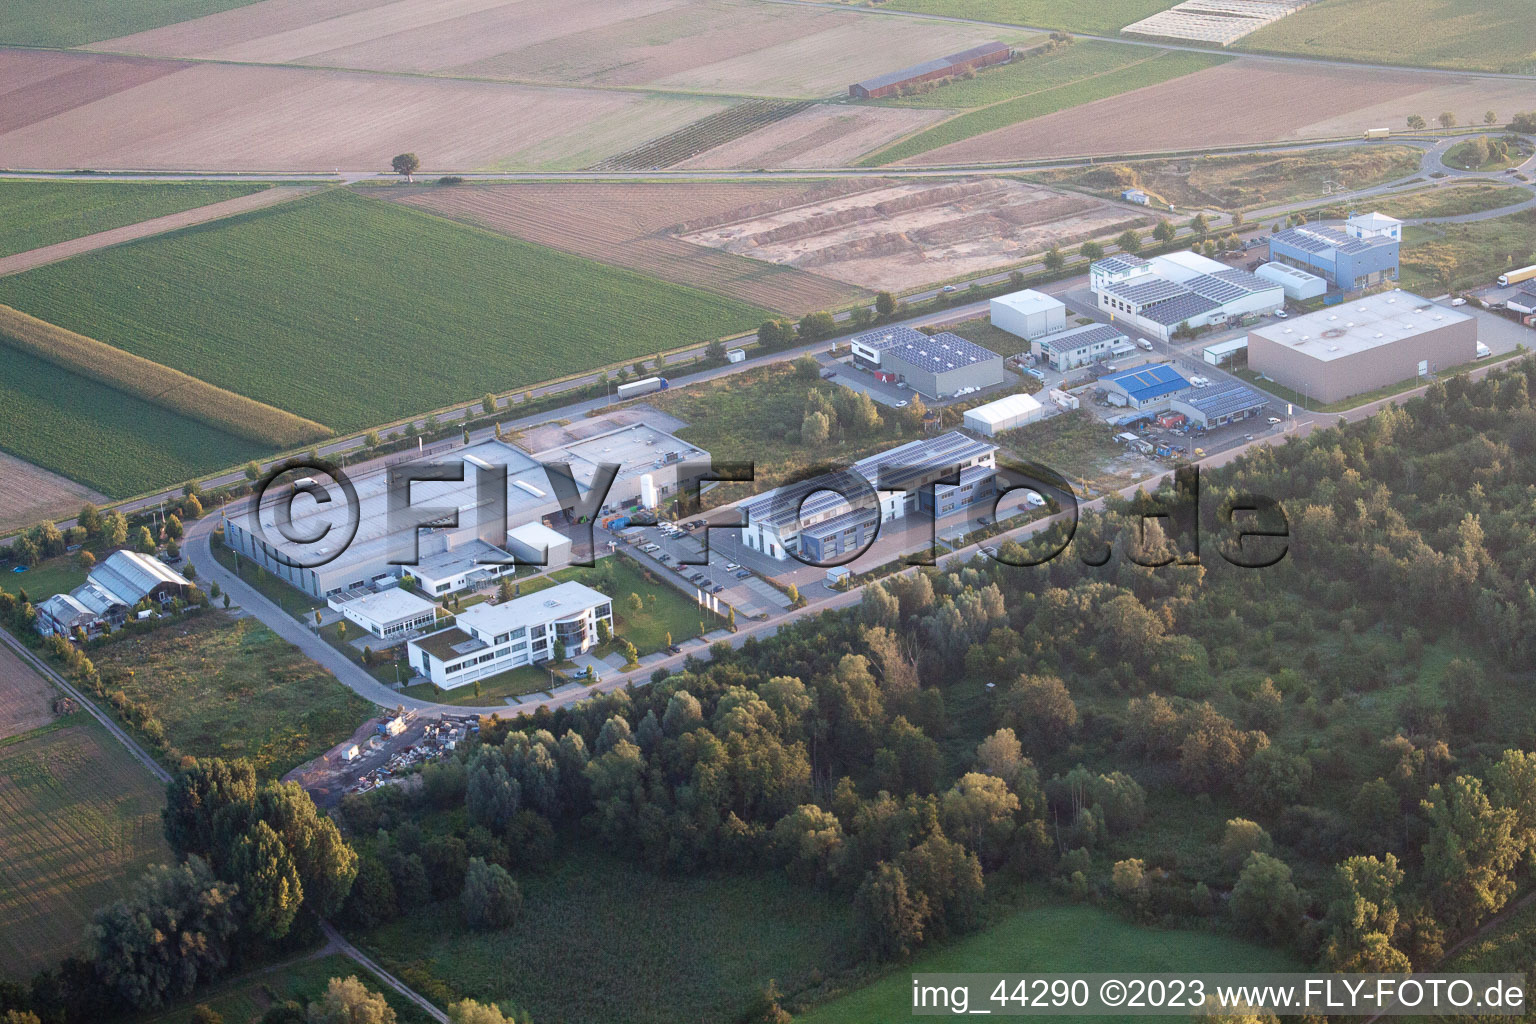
591,100,813,170
794,903,1301,1024
1239,0,1536,74
0,716,172,978
0,189,771,433
0,48,723,173
679,178,1149,292
389,180,869,313
1035,145,1423,211
1398,209,1536,292
89,614,376,779
0,450,105,537
0,346,267,498
674,104,952,169
872,39,1175,110
357,846,859,1024
135,953,436,1024
0,642,55,741
1,0,254,47
869,50,1228,165
847,0,1174,36
1371,183,1532,221
0,181,265,260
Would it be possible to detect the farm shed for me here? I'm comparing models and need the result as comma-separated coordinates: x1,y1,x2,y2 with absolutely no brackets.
991,288,1067,340
849,41,1011,99
964,392,1045,436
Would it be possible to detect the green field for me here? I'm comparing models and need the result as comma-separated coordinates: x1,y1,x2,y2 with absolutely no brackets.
0,0,255,46
0,181,267,259
873,40,1165,110
0,346,267,497
1372,184,1531,220
864,50,1228,165
132,953,435,1024
1399,208,1536,292
862,0,1176,36
795,903,1300,1024
1239,0,1536,73
357,847,858,1024
0,716,172,978
90,614,375,778
0,190,771,433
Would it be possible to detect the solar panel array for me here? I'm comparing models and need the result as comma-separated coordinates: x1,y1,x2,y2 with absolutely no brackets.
886,331,1001,374
1140,293,1221,326
851,325,930,351
1093,254,1150,276
1105,276,1189,306
1273,225,1392,257
1039,323,1125,354
1182,383,1266,419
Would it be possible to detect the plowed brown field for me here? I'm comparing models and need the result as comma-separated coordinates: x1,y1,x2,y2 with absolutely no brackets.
676,104,952,169
0,451,105,537
391,181,873,313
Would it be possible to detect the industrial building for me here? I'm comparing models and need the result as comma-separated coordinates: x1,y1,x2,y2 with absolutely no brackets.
1170,383,1268,428
991,289,1066,340
1091,250,1284,342
1202,337,1249,368
850,325,928,368
1255,262,1327,301
1033,322,1127,371
224,423,708,599
964,392,1045,436
36,551,192,638
1507,288,1536,316
505,522,573,570
328,587,440,640
406,581,612,689
1268,212,1401,293
1248,291,1476,405
848,41,1010,99
873,332,1006,399
1100,363,1193,409
740,431,997,561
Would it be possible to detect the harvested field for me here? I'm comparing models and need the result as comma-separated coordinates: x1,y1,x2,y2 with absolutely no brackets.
0,643,55,742
0,49,723,172
675,104,953,169
1293,77,1536,140
0,717,172,978
0,304,332,447
852,0,1176,36
591,100,814,171
679,178,1151,292
391,181,870,313
0,451,106,538
902,59,1520,164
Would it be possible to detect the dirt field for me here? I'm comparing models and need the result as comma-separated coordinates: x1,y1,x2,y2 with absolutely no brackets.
899,59,1506,164
0,186,315,277
0,49,723,171
88,0,1015,99
390,181,874,312
0,450,106,537
676,104,953,169
678,178,1150,291
1294,77,1536,139
0,643,55,742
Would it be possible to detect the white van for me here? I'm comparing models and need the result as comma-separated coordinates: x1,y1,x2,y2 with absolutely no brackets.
1136,338,1153,351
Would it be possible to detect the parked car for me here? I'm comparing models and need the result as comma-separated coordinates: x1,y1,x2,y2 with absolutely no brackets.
689,520,706,529
1267,416,1282,424
734,569,752,579
1023,491,1046,508
941,285,958,293
711,584,724,594
725,562,740,571
1136,338,1153,351
1273,309,1288,319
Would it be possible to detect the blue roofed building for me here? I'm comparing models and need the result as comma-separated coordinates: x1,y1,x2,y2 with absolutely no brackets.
1268,212,1400,293
1100,362,1192,409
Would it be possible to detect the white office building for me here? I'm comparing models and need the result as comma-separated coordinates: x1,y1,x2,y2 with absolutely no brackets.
1091,250,1283,342
328,587,440,640
406,580,612,689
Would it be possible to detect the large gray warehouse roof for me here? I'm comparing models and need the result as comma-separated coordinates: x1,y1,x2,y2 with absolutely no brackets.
884,331,1000,375
1272,224,1394,257
1180,383,1266,419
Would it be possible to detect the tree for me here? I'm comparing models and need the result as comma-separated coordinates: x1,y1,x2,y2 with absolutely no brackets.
1230,852,1300,941
164,758,259,859
1323,854,1410,972
1421,774,1521,932
854,862,927,959
391,153,420,181
1407,113,1427,130
134,525,156,554
191,1009,224,1024
306,977,396,1024
90,857,240,1010
461,857,522,929
229,821,303,940
1080,240,1104,261
1152,219,1177,244
797,311,837,342
875,291,898,316
244,461,263,481
801,410,831,446
1189,212,1210,240
997,674,1076,753
1511,111,1536,133
1486,110,1500,125
757,319,793,350
165,514,184,541
1219,819,1273,875
1117,229,1142,254
104,511,129,546
1438,111,1457,128
448,1001,512,1024
76,548,96,572
1042,246,1066,272
78,502,103,538
792,354,821,381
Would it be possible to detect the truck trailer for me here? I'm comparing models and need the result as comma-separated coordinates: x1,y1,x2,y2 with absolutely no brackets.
616,376,670,399
1363,128,1391,140
1499,266,1536,288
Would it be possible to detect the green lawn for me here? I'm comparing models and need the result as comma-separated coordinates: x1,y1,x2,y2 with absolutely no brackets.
401,663,555,707
864,0,1178,36
864,50,1229,165
873,40,1163,110
0,181,267,259
1238,0,1536,73
0,189,771,433
553,555,711,653
1443,138,1531,172
0,347,268,497
0,0,256,46
4,552,87,602
355,846,859,1024
131,952,435,1024
795,903,1300,1024
1399,209,1536,292
1371,184,1531,221
90,614,375,779
0,715,172,979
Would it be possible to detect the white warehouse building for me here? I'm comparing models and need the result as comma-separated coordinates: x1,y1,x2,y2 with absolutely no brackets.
1092,250,1284,342
963,392,1045,436
991,289,1067,340
406,580,612,689
328,587,440,640
1256,262,1327,301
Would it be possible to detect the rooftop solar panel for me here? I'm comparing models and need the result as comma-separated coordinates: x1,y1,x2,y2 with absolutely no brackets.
1107,277,1189,306
1181,384,1266,419
1141,293,1221,326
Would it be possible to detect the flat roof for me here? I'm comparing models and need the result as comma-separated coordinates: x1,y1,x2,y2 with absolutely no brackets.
883,331,1001,376
415,539,516,583
1250,291,1473,362
334,587,438,623
965,391,1043,426
413,627,483,663
1038,322,1126,354
456,580,609,635
992,289,1065,316
1103,362,1191,401
507,521,569,547
1255,262,1324,284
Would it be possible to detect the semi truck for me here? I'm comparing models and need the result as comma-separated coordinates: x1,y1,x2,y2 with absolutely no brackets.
1363,128,1391,140
1499,266,1536,288
616,376,670,399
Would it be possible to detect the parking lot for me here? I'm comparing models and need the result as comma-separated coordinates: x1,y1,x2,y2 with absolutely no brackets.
607,520,792,620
